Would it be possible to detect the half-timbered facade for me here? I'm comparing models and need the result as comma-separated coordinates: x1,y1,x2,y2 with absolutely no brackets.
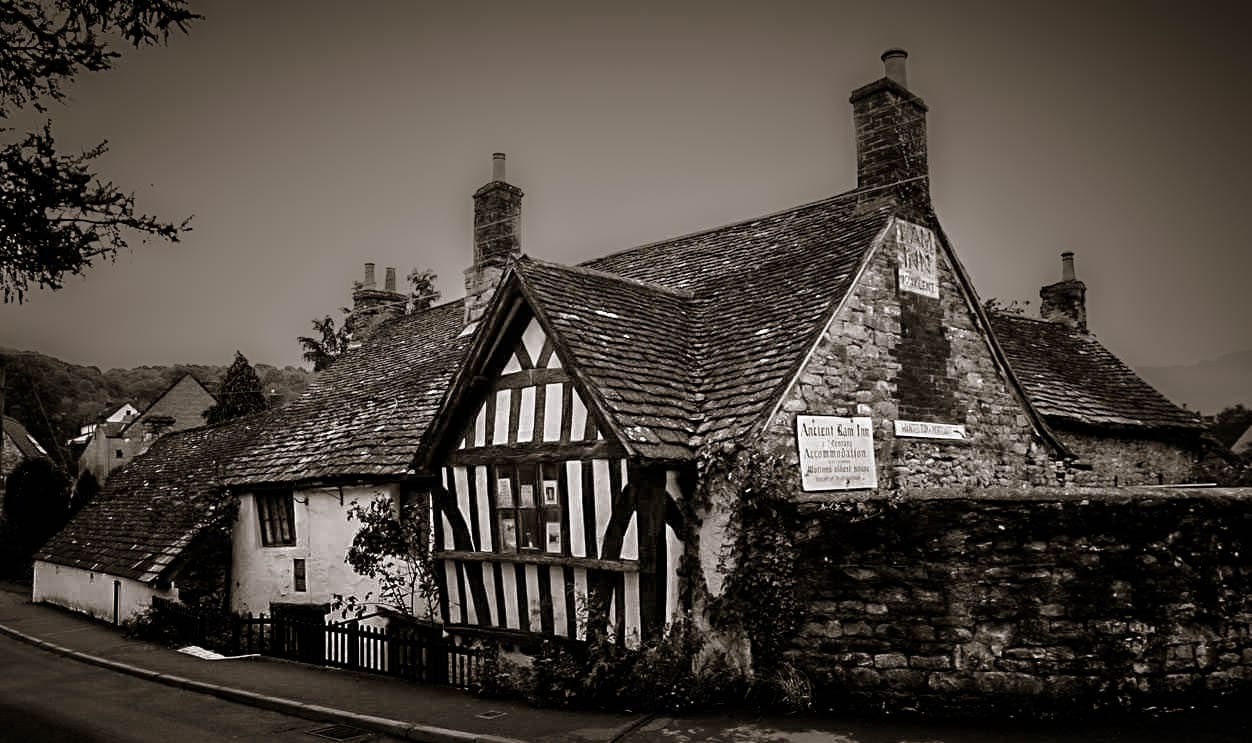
430,311,685,647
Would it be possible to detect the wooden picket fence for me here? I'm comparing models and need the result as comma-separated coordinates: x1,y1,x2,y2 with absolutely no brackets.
232,612,483,689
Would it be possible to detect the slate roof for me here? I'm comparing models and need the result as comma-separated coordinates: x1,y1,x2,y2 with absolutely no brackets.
2,416,48,459
223,300,473,485
430,192,895,460
517,259,699,459
36,416,263,583
576,192,894,449
988,313,1201,432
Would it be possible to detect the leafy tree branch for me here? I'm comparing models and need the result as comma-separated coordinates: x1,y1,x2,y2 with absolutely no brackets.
0,0,199,303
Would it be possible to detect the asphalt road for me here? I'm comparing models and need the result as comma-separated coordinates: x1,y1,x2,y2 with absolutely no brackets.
0,632,397,743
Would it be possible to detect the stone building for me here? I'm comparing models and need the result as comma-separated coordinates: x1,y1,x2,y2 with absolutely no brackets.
78,373,217,484
31,49,1250,713
989,253,1204,486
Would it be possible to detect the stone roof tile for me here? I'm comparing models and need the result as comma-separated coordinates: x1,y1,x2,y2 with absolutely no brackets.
988,313,1200,432
36,416,264,582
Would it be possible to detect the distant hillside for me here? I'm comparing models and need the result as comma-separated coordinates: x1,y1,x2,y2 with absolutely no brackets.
1138,349,1252,415
0,348,310,468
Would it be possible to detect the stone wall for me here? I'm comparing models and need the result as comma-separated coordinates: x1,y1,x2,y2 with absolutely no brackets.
788,488,1252,716
764,218,1056,489
1056,429,1198,487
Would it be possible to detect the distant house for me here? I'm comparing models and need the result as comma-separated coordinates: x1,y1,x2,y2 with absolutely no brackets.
1,415,51,503
68,403,140,447
78,374,217,484
989,252,1204,486
33,416,263,624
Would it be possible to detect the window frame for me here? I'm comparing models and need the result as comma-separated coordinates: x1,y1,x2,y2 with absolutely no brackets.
493,462,563,555
256,490,297,547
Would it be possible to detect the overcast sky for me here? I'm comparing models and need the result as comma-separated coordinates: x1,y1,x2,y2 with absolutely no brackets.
2,0,1249,374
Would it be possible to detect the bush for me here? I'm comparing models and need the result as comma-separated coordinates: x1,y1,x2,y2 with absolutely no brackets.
475,619,753,713
124,597,234,652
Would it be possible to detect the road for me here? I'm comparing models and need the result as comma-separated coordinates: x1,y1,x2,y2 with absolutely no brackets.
0,632,397,743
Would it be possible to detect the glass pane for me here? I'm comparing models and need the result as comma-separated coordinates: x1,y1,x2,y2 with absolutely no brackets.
499,516,517,551
545,522,562,554
520,509,540,551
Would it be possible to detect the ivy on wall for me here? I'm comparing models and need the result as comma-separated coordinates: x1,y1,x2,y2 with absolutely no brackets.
700,444,808,675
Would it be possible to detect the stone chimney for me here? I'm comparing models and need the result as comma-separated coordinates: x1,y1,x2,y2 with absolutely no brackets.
464,153,523,324
849,49,930,208
348,262,406,340
1039,251,1087,332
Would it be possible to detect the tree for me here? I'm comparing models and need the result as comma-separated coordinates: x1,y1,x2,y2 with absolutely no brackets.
1,0,199,303
297,267,439,371
332,495,439,621
1,456,72,574
406,267,440,311
298,315,349,372
1210,404,1252,449
202,351,267,425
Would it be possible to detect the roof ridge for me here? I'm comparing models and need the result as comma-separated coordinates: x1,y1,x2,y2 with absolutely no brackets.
519,255,696,299
581,188,862,268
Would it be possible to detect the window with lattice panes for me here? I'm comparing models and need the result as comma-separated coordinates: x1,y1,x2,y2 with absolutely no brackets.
495,463,562,554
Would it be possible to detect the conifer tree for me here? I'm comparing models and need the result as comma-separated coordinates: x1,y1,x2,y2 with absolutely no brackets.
203,351,267,424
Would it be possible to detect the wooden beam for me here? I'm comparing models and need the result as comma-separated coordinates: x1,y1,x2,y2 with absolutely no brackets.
446,441,627,464
437,549,643,573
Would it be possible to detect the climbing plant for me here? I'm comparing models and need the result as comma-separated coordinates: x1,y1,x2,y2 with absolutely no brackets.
700,444,808,675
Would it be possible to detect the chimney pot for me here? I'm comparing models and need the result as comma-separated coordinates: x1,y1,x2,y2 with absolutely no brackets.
1061,251,1076,282
492,152,506,182
385,267,396,292
882,48,908,88
363,262,376,288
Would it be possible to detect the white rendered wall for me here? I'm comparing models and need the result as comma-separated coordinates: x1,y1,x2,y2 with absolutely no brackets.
231,484,395,618
32,561,176,624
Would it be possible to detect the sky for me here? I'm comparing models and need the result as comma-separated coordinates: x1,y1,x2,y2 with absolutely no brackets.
2,0,1249,375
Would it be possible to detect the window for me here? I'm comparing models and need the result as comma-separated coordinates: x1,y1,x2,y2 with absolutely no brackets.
256,491,296,546
293,559,307,591
115,449,125,459
494,463,562,554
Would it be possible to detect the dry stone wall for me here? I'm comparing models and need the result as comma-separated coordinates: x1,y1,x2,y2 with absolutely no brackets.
1056,430,1197,487
789,489,1252,716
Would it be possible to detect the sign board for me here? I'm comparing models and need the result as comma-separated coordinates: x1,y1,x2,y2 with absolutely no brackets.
796,415,877,491
893,220,939,299
893,420,967,440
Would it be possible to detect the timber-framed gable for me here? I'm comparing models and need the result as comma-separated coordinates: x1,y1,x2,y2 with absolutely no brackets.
425,283,687,647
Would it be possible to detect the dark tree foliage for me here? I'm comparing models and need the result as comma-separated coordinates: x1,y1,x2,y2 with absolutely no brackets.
298,315,349,372
202,351,267,425
1,0,199,303
1211,404,1252,449
406,267,440,311
2,456,72,563
298,267,439,371
70,468,99,515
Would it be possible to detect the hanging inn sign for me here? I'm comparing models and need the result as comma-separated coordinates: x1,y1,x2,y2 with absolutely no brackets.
796,415,878,491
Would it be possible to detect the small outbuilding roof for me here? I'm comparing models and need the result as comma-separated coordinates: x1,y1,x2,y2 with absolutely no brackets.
36,416,264,584
988,313,1201,433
